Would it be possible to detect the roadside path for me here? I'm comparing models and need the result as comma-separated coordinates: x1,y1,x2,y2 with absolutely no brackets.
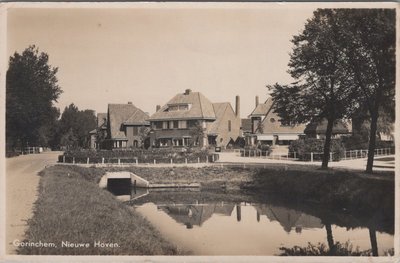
5,151,61,254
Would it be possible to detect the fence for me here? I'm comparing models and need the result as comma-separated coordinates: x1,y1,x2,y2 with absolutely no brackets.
239,149,297,160
58,153,219,165
238,147,394,162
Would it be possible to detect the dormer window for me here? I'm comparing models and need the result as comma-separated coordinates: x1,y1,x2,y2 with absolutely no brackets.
164,103,191,112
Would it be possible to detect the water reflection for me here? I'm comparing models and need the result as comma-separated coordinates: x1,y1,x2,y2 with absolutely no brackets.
109,186,393,256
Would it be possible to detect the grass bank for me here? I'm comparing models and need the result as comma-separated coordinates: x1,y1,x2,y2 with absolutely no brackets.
18,166,180,255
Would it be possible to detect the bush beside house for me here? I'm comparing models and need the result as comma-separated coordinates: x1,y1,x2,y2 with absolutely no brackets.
289,138,345,161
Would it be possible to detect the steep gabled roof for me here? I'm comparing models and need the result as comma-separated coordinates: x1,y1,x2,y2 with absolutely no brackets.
97,113,107,129
208,102,230,134
249,98,273,117
253,97,306,134
149,91,216,121
108,104,149,139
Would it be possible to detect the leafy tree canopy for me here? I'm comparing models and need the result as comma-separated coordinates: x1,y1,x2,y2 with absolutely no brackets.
6,45,62,148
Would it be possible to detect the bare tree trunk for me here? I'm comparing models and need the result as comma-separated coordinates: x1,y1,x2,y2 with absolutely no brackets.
321,118,335,169
366,111,379,174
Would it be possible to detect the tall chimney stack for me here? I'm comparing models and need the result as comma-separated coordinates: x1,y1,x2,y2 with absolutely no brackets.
235,95,240,118
255,96,259,107
156,105,161,112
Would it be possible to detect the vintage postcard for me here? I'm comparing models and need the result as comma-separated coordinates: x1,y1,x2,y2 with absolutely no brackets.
0,2,398,262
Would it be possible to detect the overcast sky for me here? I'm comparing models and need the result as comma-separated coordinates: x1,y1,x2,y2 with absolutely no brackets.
7,5,317,117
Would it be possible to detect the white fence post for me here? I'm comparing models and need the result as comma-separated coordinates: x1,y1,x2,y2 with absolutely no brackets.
63,156,66,163
185,158,188,164
102,157,104,164
87,157,89,164
198,157,200,163
330,152,332,162
171,158,173,164
118,158,120,165
154,159,156,164
73,157,75,164
311,152,313,162
136,158,138,165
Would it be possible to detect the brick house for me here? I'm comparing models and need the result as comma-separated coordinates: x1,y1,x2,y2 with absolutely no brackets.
248,96,306,146
104,102,150,149
148,89,241,148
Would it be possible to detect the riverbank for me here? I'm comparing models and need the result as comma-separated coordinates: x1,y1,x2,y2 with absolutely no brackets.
117,164,394,219
18,166,180,255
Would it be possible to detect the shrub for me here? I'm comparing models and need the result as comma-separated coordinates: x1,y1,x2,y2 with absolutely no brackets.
59,148,212,164
289,138,345,161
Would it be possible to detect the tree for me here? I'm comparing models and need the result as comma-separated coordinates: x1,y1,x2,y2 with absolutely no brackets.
6,45,62,149
138,126,150,149
58,104,96,149
268,9,357,169
334,9,395,173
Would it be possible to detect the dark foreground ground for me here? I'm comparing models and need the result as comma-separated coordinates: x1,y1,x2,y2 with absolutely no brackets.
19,164,394,255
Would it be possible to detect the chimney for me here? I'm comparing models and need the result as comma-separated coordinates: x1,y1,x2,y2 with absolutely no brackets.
128,101,132,105
184,89,192,95
255,96,259,107
156,105,161,112
235,95,240,118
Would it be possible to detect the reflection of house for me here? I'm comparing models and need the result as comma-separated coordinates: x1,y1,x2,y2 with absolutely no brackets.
304,119,351,139
148,89,241,148
158,203,235,229
89,113,107,149
104,102,150,149
255,204,323,233
248,96,306,146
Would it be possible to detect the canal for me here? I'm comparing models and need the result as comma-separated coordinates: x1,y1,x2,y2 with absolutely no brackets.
108,184,394,256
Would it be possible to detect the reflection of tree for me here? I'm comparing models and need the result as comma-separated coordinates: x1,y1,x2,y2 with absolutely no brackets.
325,223,336,255
278,241,373,256
369,228,378,257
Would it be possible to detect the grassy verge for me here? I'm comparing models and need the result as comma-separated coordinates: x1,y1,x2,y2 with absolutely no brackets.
18,166,180,255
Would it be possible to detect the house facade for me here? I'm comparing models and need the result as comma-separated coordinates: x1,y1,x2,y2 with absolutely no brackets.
104,102,150,149
148,89,241,148
247,96,306,146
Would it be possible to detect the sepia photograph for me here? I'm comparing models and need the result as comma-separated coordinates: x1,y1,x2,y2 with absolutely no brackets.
0,2,398,261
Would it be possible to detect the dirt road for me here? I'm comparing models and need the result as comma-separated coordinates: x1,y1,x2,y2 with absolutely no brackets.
5,151,61,254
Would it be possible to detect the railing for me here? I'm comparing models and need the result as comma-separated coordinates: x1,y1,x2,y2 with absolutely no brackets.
58,153,219,165
238,147,394,162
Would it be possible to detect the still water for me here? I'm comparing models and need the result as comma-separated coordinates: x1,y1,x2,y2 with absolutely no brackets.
108,184,394,256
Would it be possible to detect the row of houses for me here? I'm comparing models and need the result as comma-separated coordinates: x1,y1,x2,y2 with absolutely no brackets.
89,89,352,150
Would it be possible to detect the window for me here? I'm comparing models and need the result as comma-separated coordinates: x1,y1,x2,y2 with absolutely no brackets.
167,104,190,112
173,121,179,129
162,121,169,129
155,122,163,129
178,105,189,110
228,120,232,132
178,120,187,129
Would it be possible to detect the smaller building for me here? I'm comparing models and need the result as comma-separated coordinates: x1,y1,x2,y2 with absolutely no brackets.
89,113,108,149
104,102,150,149
248,96,306,146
